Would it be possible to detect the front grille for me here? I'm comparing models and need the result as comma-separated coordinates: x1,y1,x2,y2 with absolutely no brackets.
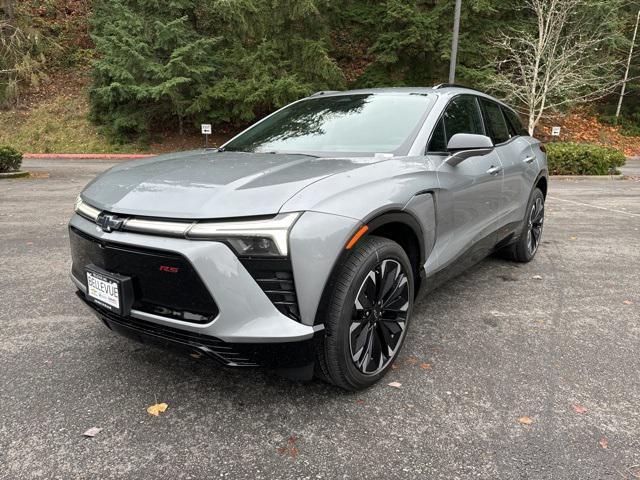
70,227,218,323
239,257,300,321
79,293,258,366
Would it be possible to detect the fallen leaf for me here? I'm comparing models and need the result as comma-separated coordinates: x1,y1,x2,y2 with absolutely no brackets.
190,352,202,359
405,356,418,365
518,416,534,425
83,427,102,437
420,363,432,370
572,404,588,414
532,275,543,280
356,399,365,405
599,437,608,449
147,402,168,416
277,436,299,458
388,381,402,389
26,242,33,246
569,236,577,241
623,300,633,305
629,466,640,478
391,363,400,371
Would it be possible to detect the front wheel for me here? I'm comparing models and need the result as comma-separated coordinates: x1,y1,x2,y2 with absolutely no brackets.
502,187,545,262
315,235,414,391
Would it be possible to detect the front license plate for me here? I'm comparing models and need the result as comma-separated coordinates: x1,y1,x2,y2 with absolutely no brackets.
86,269,121,312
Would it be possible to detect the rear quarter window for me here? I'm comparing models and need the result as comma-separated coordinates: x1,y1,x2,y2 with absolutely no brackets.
501,107,529,137
479,99,510,144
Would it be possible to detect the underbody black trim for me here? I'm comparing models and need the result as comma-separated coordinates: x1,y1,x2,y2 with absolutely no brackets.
78,292,315,371
422,229,499,294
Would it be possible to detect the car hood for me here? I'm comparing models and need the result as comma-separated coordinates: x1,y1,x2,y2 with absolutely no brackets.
81,150,383,219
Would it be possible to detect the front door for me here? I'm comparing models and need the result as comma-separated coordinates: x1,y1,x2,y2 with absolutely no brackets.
426,95,504,272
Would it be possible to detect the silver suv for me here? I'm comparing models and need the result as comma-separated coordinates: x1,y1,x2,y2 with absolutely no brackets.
69,85,547,390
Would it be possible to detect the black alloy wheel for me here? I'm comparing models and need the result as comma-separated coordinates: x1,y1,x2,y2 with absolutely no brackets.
527,196,544,255
350,259,409,375
315,235,414,391
500,187,545,263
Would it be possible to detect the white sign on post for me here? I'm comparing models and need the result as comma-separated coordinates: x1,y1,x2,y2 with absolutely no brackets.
201,124,212,135
551,126,561,137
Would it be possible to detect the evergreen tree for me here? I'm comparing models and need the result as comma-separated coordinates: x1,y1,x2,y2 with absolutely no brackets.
90,0,344,139
89,0,636,139
90,0,221,140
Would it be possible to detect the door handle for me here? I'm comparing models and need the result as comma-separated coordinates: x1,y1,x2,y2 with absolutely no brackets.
523,156,536,164
486,165,503,175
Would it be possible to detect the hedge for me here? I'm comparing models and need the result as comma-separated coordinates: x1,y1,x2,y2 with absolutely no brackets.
546,142,626,175
0,146,23,173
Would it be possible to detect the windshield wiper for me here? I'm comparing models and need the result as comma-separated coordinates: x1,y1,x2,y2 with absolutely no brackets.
260,151,321,158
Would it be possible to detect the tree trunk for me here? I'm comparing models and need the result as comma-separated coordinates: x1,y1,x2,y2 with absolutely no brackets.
528,112,536,136
615,9,640,120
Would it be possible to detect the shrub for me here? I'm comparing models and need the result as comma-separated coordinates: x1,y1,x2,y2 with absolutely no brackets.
0,145,23,173
546,142,626,175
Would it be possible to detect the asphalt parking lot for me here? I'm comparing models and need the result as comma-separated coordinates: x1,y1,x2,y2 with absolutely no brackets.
1,158,639,479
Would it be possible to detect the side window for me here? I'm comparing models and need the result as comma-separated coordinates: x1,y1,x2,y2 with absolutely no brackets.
501,107,529,137
480,99,510,144
427,118,447,152
443,96,484,141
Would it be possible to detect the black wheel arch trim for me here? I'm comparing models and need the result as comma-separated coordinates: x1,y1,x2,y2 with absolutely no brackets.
534,169,549,197
312,208,428,326
508,170,549,244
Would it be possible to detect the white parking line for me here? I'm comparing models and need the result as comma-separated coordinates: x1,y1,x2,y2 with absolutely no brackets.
548,195,640,218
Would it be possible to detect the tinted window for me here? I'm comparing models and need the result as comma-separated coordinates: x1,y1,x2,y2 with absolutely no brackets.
443,96,484,141
224,93,433,155
480,99,510,144
427,118,447,152
501,107,528,136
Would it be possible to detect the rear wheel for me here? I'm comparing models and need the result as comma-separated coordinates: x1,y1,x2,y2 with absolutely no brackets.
502,188,545,262
315,236,414,391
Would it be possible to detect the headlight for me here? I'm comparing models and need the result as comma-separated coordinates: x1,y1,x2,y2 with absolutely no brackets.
74,196,101,221
186,212,301,256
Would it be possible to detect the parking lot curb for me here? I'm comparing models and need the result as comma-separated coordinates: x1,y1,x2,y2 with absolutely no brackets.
550,174,626,180
0,171,30,179
24,153,155,160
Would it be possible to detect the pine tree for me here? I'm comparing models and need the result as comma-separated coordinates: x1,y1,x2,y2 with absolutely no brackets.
90,0,221,140
90,0,344,139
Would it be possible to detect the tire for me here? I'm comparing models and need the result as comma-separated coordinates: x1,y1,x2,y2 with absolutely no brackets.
501,188,545,263
315,235,414,391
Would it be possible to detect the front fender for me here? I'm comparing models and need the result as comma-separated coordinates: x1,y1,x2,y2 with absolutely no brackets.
288,211,360,326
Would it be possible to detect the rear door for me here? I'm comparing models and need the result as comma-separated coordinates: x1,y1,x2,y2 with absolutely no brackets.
427,95,504,271
501,106,540,215
478,98,536,229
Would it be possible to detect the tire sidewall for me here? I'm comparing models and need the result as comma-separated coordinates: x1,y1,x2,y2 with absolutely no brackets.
519,188,545,261
331,238,414,389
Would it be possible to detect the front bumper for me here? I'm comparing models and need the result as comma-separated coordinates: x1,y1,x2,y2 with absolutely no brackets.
77,291,316,371
69,214,321,343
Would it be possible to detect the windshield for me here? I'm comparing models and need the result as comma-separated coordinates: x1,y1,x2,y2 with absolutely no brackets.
223,93,433,156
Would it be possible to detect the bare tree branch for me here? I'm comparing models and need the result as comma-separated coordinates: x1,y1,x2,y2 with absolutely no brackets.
486,0,626,134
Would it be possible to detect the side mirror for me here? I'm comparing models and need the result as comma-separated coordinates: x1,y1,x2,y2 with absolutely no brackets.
445,134,494,166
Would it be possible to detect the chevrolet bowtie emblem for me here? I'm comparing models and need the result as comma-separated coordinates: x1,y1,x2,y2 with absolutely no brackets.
97,214,125,233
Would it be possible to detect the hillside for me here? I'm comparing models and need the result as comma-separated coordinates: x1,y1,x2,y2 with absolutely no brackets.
1,0,638,155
